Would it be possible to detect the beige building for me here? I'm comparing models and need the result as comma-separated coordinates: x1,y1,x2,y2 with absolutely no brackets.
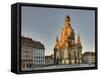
45,54,54,66
21,37,33,70
21,36,45,70
82,52,95,64
54,16,82,65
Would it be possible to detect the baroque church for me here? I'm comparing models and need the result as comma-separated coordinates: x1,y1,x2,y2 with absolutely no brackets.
54,16,82,65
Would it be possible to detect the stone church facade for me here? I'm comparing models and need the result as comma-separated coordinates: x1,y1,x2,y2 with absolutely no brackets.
54,16,82,65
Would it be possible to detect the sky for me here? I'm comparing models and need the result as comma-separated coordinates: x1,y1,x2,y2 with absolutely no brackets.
21,6,95,56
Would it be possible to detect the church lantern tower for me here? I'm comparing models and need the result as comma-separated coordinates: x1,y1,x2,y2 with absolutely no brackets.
59,15,72,48
65,15,71,26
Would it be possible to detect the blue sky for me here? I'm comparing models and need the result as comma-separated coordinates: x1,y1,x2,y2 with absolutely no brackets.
21,6,95,55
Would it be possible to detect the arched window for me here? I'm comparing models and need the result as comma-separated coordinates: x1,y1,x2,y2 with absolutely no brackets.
26,64,28,68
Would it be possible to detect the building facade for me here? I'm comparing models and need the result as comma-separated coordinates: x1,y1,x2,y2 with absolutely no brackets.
33,41,45,67
21,37,33,70
54,16,82,65
82,52,95,64
45,54,54,66
21,36,45,70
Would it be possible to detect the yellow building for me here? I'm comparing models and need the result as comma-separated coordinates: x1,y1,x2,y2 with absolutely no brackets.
54,16,82,65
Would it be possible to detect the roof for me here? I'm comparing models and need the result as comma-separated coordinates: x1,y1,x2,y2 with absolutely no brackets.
21,36,45,49
83,52,95,56
45,54,54,59
21,36,32,41
33,41,45,49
